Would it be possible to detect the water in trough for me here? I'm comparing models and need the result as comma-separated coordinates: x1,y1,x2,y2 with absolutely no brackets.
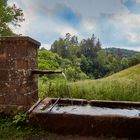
40,104,140,117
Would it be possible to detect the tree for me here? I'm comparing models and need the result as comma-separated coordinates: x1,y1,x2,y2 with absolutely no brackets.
128,54,140,66
79,35,101,58
51,33,79,59
51,38,69,58
121,57,129,69
95,38,102,52
0,0,24,36
80,55,94,76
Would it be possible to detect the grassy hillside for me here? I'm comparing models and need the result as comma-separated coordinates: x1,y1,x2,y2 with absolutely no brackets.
106,64,140,80
39,64,140,101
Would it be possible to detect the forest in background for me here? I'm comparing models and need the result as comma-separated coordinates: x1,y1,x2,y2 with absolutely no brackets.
39,33,140,81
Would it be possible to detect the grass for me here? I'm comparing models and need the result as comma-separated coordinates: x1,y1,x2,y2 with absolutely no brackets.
0,113,47,140
39,64,140,101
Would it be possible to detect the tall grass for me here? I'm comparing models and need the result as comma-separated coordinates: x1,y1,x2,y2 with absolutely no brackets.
39,76,140,101
39,64,140,101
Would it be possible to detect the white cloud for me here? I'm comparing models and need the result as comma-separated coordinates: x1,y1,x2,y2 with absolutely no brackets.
8,1,19,7
10,1,79,46
9,0,125,35
57,0,127,18
114,13,140,28
8,0,140,51
41,43,51,50
105,12,140,46
135,0,140,4
127,33,140,43
82,18,96,31
9,0,39,35
55,25,79,37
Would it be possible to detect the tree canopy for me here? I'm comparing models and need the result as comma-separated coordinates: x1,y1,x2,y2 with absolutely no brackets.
0,0,24,36
49,33,140,79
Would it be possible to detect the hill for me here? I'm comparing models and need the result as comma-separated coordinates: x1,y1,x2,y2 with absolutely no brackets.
105,47,140,58
106,64,140,80
39,64,140,102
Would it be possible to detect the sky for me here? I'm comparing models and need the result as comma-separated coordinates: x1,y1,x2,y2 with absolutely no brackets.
9,0,140,51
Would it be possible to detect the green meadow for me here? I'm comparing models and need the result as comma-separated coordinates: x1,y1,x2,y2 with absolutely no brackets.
39,64,140,101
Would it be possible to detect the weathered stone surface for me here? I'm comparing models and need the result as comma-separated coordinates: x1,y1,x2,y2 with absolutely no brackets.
0,94,5,104
0,83,10,93
0,70,9,81
16,59,28,69
0,105,28,114
0,45,6,58
8,70,28,81
0,36,40,113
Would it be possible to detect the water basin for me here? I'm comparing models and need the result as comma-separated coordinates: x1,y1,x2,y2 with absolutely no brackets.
46,104,140,117
28,98,140,138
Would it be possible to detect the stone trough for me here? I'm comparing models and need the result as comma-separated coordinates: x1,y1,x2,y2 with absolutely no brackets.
28,98,140,138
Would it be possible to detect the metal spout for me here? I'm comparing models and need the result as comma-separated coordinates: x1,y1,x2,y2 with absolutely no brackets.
31,69,62,75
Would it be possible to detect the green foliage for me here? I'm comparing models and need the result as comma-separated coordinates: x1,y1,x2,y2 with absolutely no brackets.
0,113,47,139
80,55,93,76
51,38,68,58
50,33,140,79
65,66,88,81
0,0,24,36
121,57,129,69
128,54,140,66
38,49,89,81
79,34,101,58
12,113,26,126
40,33,140,80
51,33,79,59
50,33,104,79
39,78,70,99
38,50,62,70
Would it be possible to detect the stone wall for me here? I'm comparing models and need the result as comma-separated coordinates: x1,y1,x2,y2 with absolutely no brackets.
0,36,40,113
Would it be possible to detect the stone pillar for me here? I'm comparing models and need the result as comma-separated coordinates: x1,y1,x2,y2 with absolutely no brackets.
0,36,40,113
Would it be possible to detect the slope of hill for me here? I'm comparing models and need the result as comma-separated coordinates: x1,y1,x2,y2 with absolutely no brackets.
106,64,140,80
105,47,140,58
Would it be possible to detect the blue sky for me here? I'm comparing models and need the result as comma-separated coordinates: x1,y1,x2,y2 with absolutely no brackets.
9,0,140,51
